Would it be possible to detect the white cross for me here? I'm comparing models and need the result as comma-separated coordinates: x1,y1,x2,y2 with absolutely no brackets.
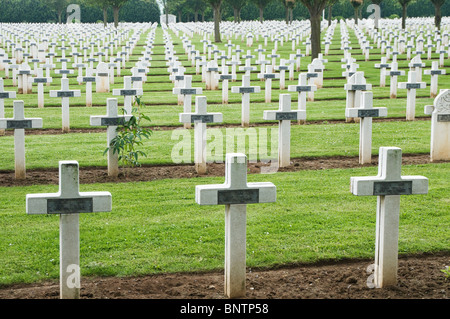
256,54,270,80
195,153,276,298
29,68,52,109
77,67,96,107
310,58,325,89
0,100,42,179
0,77,16,135
113,76,143,115
257,65,279,103
275,59,289,90
90,98,132,177
239,58,256,77
386,62,405,99
351,147,428,288
295,49,304,72
50,78,81,132
424,61,445,98
375,57,390,87
173,75,202,129
398,70,426,121
231,75,261,127
215,67,235,104
288,73,317,124
345,91,388,164
179,96,222,174
55,61,74,79
263,94,304,167
424,89,450,161
344,72,372,123
306,64,319,102
226,55,240,82
26,160,112,299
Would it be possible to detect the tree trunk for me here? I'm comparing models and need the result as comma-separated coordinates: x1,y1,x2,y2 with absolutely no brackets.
214,6,221,43
113,6,119,28
259,6,263,23
402,4,407,29
354,7,358,25
194,10,198,22
103,7,108,27
234,8,238,22
290,8,293,24
310,13,321,60
165,7,168,24
58,10,62,24
178,10,182,22
327,5,332,26
202,11,205,22
435,4,442,30
285,7,289,24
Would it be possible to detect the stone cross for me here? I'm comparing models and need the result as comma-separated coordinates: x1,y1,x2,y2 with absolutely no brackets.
275,59,288,90
239,58,257,77
345,91,388,164
263,94,305,167
29,68,52,108
26,160,112,299
0,77,17,136
344,72,372,123
424,89,450,161
0,100,42,179
424,61,445,98
386,61,405,99
350,147,428,288
231,75,261,127
215,67,235,104
288,73,317,124
77,67,96,107
113,76,143,115
195,153,276,298
179,96,223,174
257,65,279,103
374,57,390,87
173,75,202,129
226,55,240,81
50,78,81,133
42,58,55,86
90,98,132,177
398,70,426,121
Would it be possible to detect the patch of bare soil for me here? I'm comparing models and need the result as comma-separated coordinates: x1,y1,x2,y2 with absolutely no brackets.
0,252,448,300
0,153,443,187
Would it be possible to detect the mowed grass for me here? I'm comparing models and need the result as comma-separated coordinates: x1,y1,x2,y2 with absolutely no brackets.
0,162,448,286
0,120,432,170
0,25,449,287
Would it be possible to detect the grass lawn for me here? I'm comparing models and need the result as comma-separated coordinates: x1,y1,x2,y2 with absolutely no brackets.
0,24,448,287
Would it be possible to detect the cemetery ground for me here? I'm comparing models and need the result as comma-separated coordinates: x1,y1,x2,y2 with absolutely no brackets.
0,22,449,300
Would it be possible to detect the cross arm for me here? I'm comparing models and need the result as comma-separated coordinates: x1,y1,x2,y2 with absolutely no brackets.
195,182,276,205
350,176,428,196
263,110,306,121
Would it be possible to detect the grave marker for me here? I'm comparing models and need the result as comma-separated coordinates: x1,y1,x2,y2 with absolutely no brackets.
173,75,202,129
288,73,316,124
179,96,223,174
26,160,112,299
398,70,426,121
424,61,445,98
0,78,16,136
49,78,81,132
424,89,450,161
113,76,143,115
351,147,428,288
231,75,261,127
195,153,276,298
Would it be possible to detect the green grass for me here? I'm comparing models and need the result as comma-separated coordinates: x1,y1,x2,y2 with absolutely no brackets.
0,120,432,170
0,25,448,287
0,162,448,286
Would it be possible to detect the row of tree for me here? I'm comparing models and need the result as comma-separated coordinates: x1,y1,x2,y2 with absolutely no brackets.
0,0,160,25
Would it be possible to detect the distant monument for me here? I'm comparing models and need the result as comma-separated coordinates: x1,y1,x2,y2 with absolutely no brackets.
160,14,176,25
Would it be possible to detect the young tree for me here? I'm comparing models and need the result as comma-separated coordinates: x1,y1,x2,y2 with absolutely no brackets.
398,0,412,29
206,0,223,42
430,0,445,30
280,0,296,24
187,0,206,22
251,0,273,23
298,0,328,60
